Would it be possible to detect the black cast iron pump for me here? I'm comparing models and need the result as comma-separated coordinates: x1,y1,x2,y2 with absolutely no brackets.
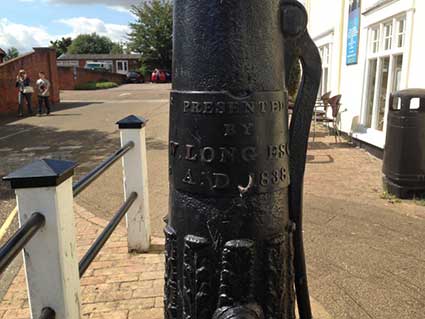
165,0,321,318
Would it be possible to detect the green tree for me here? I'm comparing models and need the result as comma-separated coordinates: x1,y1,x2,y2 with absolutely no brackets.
50,37,73,57
110,42,125,54
4,47,19,61
128,0,173,70
68,33,118,54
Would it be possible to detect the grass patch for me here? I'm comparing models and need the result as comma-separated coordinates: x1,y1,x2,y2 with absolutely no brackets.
380,191,402,204
412,194,425,206
75,81,118,90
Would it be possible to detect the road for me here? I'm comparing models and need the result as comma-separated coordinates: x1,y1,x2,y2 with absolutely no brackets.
1,83,424,318
0,84,171,298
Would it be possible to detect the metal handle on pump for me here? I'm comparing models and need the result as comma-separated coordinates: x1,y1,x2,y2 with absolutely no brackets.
281,1,322,318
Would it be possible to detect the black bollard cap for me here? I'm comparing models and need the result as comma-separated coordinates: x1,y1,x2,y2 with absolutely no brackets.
3,159,77,189
116,115,148,129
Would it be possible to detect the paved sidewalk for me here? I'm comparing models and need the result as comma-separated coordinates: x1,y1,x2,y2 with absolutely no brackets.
0,204,165,319
0,203,332,319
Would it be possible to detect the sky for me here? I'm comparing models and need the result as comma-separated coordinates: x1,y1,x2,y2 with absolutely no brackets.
0,0,142,53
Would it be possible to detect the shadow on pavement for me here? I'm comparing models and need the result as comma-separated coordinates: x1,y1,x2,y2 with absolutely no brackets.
0,123,120,202
308,140,353,150
307,154,334,164
0,102,103,127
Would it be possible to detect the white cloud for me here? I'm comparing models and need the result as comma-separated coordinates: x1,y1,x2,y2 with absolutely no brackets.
56,17,130,43
107,5,131,13
0,17,130,52
49,0,140,7
0,18,52,53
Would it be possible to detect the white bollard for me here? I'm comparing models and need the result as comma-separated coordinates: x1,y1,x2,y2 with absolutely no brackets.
4,159,81,319
117,115,151,252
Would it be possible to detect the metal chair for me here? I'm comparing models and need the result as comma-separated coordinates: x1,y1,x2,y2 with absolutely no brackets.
312,91,332,141
322,94,342,143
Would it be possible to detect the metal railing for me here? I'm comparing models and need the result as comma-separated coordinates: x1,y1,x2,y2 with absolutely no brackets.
0,213,45,274
79,191,137,277
0,115,150,319
73,141,134,196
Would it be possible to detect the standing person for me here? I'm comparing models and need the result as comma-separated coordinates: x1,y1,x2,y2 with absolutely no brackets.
15,69,33,117
36,72,51,116
155,68,161,83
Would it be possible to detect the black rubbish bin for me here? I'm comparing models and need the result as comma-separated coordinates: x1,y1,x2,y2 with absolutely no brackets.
383,89,425,199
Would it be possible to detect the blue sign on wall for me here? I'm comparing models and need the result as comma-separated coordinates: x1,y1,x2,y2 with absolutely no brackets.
346,0,361,65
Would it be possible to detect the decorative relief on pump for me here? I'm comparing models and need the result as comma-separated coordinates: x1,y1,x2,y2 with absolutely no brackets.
183,235,214,319
217,239,255,307
164,226,178,319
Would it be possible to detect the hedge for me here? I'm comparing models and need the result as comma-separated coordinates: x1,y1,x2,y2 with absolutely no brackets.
75,81,119,90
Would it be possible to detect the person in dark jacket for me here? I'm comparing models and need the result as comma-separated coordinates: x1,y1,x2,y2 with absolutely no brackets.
15,69,33,117
36,72,51,116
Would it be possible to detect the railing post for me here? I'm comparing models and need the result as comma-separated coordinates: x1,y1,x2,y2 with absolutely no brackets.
3,159,81,319
117,115,151,252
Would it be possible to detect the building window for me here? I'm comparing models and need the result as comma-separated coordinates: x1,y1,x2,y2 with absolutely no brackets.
57,60,79,67
383,23,393,50
116,60,129,74
363,16,406,132
371,28,380,53
318,43,332,96
397,18,406,48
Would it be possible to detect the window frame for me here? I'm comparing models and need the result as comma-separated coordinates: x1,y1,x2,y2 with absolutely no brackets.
361,14,409,134
318,43,332,97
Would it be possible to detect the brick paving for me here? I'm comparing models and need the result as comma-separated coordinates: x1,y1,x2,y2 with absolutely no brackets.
0,204,165,319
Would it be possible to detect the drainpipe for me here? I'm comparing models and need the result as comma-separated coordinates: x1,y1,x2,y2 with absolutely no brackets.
337,0,346,93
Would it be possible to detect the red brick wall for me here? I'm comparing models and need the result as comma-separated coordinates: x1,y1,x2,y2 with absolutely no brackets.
58,67,127,90
0,48,59,115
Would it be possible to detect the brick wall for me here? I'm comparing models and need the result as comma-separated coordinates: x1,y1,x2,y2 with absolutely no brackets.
0,48,59,115
58,67,127,90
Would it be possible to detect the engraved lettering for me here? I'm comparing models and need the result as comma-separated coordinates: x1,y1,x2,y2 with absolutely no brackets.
220,147,237,163
216,102,226,114
228,102,239,114
272,170,280,184
180,99,286,115
279,144,286,156
203,102,214,114
260,172,270,186
241,123,254,136
268,144,287,159
272,101,283,112
280,168,287,182
183,169,196,185
243,102,255,114
259,101,267,113
200,171,213,187
224,124,237,137
201,147,215,163
170,141,180,157
185,145,198,161
268,145,279,159
242,147,257,162
212,173,230,189
192,101,202,113
183,101,191,113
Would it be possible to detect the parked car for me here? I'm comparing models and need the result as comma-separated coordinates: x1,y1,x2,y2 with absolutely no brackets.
151,69,171,83
85,62,112,72
125,71,144,83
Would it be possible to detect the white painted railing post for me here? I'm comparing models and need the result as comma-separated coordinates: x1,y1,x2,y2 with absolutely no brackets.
117,115,151,252
3,159,81,319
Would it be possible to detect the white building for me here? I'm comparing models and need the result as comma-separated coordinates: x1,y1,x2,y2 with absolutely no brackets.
304,0,423,153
